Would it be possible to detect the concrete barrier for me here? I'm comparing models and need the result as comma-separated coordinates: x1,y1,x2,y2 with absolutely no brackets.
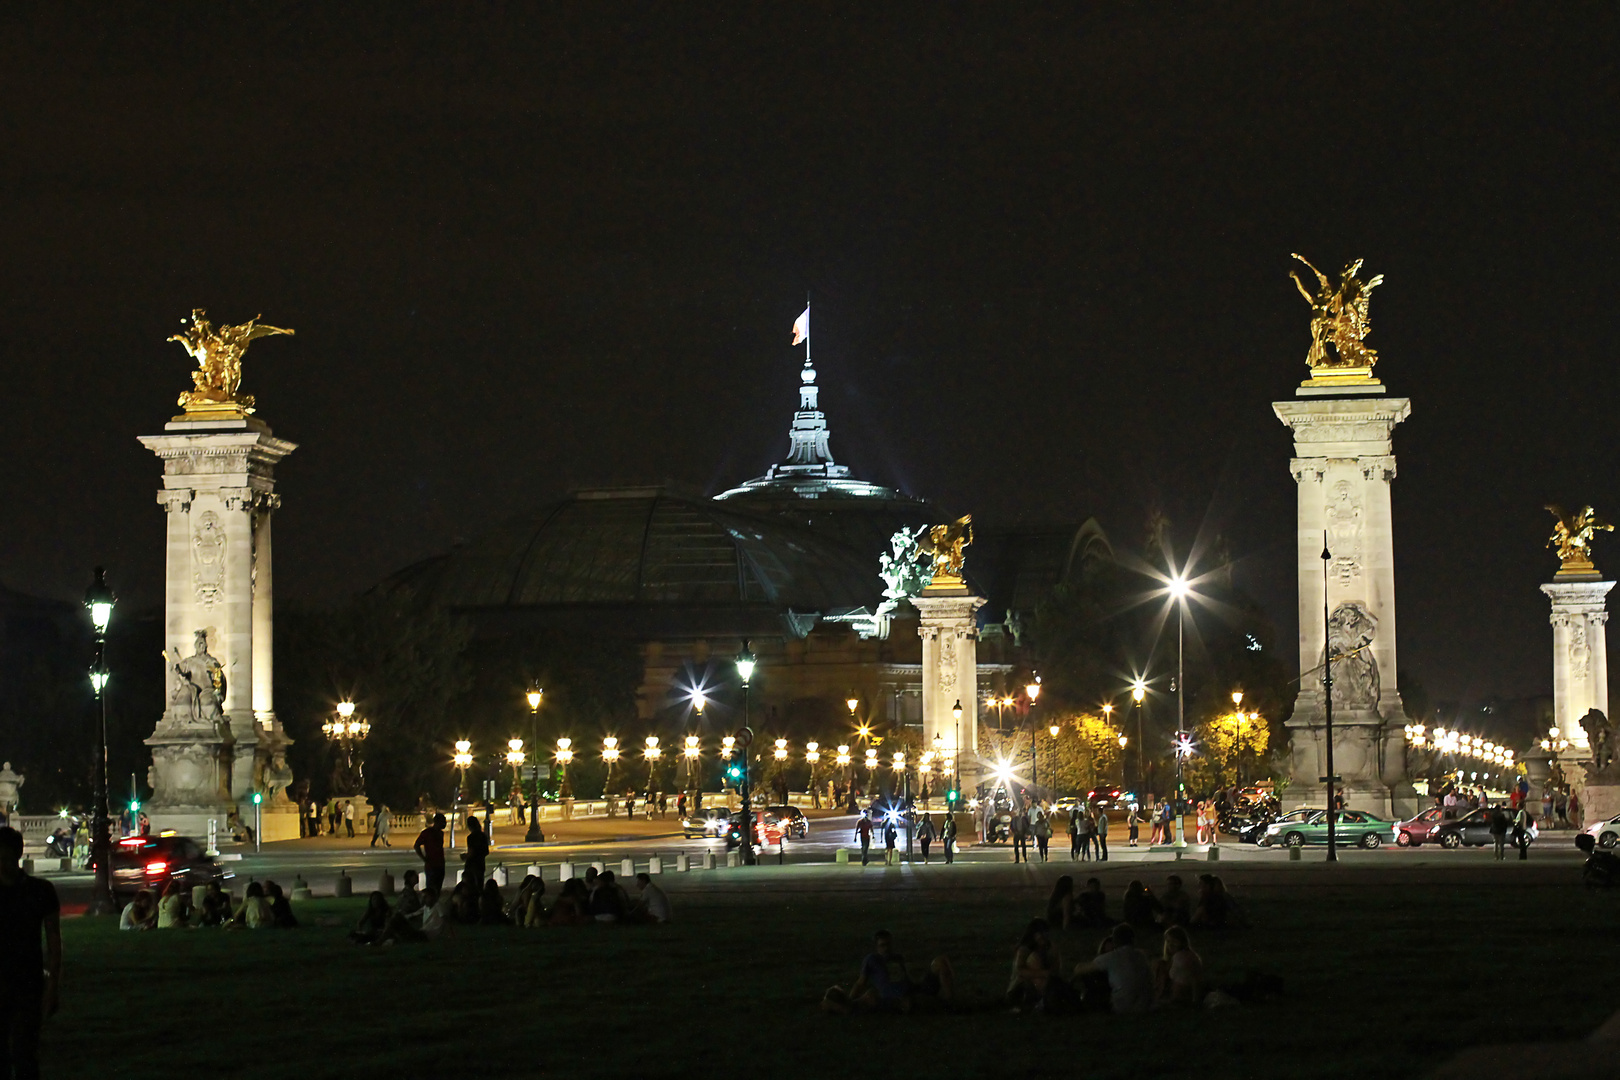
291,875,314,901
674,854,688,872
1288,845,1301,861
702,851,715,870
558,860,575,881
334,871,353,898
493,865,509,886
726,850,739,867
835,848,849,864
1208,846,1220,861
527,863,543,882
379,869,395,896
590,860,606,874
620,858,635,877
648,855,662,874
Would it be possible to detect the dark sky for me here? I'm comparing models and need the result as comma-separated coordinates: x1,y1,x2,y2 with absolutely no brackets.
2,4,1616,708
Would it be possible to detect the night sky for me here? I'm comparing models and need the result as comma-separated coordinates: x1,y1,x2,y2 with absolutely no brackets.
2,5,1615,708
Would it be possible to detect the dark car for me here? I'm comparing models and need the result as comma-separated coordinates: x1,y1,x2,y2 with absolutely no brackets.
764,805,808,839
103,834,229,897
1429,806,1538,849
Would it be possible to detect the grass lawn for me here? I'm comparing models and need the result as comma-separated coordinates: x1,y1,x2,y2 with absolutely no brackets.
47,858,1620,1079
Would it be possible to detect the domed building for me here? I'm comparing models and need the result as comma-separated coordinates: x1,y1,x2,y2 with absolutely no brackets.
387,352,1102,738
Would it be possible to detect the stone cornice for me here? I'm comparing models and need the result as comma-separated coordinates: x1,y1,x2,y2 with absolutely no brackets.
1541,580,1616,614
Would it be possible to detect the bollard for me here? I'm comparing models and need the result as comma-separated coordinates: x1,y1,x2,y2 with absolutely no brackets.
527,863,543,882
334,870,353,898
379,869,395,896
702,850,716,871
591,860,605,874
726,850,739,867
620,858,635,878
648,856,662,874
1208,846,1220,862
1288,845,1301,861
558,860,575,881
494,865,509,886
835,848,849,865
191,884,209,911
291,875,313,902
674,854,688,872
888,848,900,866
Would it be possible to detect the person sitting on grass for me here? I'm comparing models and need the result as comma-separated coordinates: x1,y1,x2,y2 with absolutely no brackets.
1155,926,1204,1007
549,878,590,926
1046,875,1076,930
1006,918,1069,1012
1076,878,1112,927
119,889,157,931
822,930,954,1014
511,874,546,926
1071,923,1153,1016
198,880,233,927
1121,880,1161,929
1190,874,1227,928
395,870,423,919
264,881,298,929
630,872,671,924
590,870,628,923
229,882,270,929
1157,875,1191,928
448,880,479,924
156,878,189,929
350,891,393,945
477,878,509,925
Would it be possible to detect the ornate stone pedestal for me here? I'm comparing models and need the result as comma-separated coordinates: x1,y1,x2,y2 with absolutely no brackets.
1540,579,1613,753
912,579,985,791
139,417,297,834
1275,390,1415,817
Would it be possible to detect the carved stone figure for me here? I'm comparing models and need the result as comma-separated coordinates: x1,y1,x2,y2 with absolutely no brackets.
877,527,931,609
173,630,227,732
1290,254,1384,372
1546,504,1612,572
193,511,225,606
0,762,23,815
1580,708,1616,772
169,309,295,416
1324,602,1380,709
1326,481,1363,585
918,515,973,582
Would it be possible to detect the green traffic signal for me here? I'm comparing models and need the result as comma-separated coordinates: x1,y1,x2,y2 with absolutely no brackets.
251,792,263,805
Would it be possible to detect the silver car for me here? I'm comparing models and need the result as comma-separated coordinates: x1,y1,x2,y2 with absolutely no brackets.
681,807,731,838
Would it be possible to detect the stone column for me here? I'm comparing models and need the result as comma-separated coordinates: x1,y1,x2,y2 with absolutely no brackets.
1274,390,1414,816
912,583,986,788
1541,580,1614,753
138,417,296,837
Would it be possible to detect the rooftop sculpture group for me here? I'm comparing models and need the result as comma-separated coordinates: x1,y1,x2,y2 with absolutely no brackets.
1546,504,1613,575
1290,254,1384,374
170,308,295,418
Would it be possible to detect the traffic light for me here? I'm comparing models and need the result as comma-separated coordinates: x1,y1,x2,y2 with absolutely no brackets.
946,788,960,805
724,760,745,784
251,791,263,805
129,799,140,813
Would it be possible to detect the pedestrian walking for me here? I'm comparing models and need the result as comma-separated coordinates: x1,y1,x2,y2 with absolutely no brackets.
1033,806,1052,862
883,818,898,863
1068,807,1083,861
464,814,490,887
677,792,688,820
942,813,957,864
1012,804,1030,863
856,813,874,866
1489,805,1509,860
918,814,935,863
658,791,668,818
371,804,392,848
413,813,448,901
1555,788,1570,828
344,800,356,838
1095,806,1109,862
1513,803,1532,860
626,796,636,820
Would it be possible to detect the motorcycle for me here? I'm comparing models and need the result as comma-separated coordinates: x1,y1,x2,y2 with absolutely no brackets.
45,828,74,859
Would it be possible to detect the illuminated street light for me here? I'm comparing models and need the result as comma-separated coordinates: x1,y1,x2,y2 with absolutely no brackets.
645,735,662,793
603,736,620,798
555,737,574,801
1025,677,1042,794
736,641,758,866
83,566,116,916
692,688,706,716
524,687,545,841
1167,572,1194,848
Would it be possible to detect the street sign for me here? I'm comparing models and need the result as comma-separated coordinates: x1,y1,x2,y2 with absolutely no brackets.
734,727,754,748
1318,775,1342,783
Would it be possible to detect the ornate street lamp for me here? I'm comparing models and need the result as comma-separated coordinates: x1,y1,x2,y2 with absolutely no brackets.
451,739,473,848
1025,678,1042,795
506,738,526,801
1131,678,1148,796
1167,573,1193,848
836,744,851,800
83,567,116,917
736,641,758,866
805,741,820,805
322,701,371,796
555,737,574,801
524,689,545,842
602,736,620,798
683,735,701,794
722,735,737,794
644,735,662,794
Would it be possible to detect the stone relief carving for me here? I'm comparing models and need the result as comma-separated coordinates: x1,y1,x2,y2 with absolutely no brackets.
193,511,225,606
1324,601,1381,709
172,629,229,733
938,635,957,695
1326,480,1363,584
1570,623,1591,683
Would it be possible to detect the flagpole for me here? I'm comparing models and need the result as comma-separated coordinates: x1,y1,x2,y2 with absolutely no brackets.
805,291,811,365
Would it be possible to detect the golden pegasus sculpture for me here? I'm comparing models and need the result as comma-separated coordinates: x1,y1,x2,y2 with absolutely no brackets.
169,309,294,417
1546,504,1612,572
1290,254,1384,373
918,514,973,583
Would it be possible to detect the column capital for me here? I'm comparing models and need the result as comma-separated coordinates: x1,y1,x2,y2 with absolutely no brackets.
1289,457,1327,484
156,488,195,513
1359,455,1397,482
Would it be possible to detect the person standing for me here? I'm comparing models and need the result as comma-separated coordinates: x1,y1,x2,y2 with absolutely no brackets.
1068,807,1083,861
1075,807,1093,861
1095,806,1109,862
676,792,687,820
0,826,60,1080
1033,805,1052,862
883,817,898,863
1513,802,1533,860
413,813,448,902
1568,788,1583,830
464,814,490,888
942,813,957,865
1540,787,1554,828
1127,804,1141,848
371,805,392,848
856,812,874,866
1489,805,1509,861
917,814,935,864
344,800,356,839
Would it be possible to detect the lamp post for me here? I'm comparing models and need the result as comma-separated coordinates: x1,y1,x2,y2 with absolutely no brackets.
1167,574,1192,847
83,567,116,917
683,735,701,795
865,747,878,797
836,744,851,805
721,735,737,798
322,701,372,797
773,738,788,786
602,737,620,804
451,740,473,849
1319,536,1339,862
951,701,963,805
525,689,545,842
644,736,662,800
805,741,820,806
1131,678,1147,797
1025,679,1042,797
736,642,757,866
555,737,574,807
506,738,526,800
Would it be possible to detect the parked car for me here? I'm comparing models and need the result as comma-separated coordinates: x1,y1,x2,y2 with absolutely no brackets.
1582,813,1620,849
681,808,731,839
1259,809,1393,849
764,805,808,838
100,834,229,898
1394,806,1447,846
1428,806,1539,849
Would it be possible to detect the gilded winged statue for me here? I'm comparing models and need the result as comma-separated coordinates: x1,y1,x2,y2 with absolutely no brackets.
918,514,973,581
170,309,294,415
1290,254,1384,371
1546,504,1612,568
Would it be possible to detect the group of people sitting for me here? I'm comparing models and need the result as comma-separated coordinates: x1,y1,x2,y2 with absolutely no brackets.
119,878,297,931
347,866,672,946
